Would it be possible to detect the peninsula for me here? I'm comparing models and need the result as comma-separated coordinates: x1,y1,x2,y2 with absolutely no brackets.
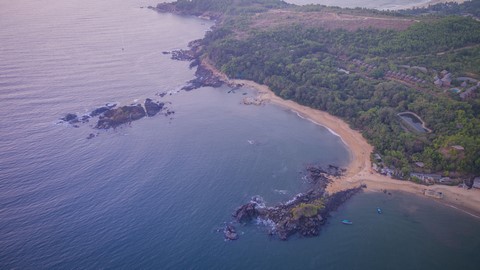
154,0,480,222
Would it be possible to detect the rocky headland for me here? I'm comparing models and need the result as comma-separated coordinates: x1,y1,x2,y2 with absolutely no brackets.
150,3,222,20
182,63,225,91
231,165,364,240
164,39,230,91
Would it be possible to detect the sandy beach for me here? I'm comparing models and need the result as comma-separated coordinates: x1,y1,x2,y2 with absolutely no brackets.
201,58,480,218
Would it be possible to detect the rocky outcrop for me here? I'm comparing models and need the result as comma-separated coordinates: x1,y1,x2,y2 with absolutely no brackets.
86,133,98,140
321,187,363,215
90,104,115,117
234,202,259,223
60,98,170,134
61,113,79,124
231,165,362,240
242,97,265,106
164,38,225,91
144,98,164,117
96,104,146,129
182,64,224,91
171,49,196,61
60,113,89,124
223,224,238,240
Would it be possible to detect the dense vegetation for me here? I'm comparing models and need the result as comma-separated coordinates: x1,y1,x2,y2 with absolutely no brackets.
162,0,290,15
165,0,480,177
400,0,480,18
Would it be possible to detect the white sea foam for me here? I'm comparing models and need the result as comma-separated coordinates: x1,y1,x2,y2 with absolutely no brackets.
290,109,348,146
284,193,303,206
255,218,276,232
273,189,288,195
167,90,181,95
250,195,266,208
106,102,118,108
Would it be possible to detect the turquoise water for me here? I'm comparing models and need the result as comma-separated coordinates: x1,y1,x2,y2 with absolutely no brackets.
1,0,479,269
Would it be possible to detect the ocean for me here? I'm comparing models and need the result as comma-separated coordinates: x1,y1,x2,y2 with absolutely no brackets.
1,0,479,269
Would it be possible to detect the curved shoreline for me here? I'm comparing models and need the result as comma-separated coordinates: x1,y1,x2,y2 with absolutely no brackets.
201,58,480,218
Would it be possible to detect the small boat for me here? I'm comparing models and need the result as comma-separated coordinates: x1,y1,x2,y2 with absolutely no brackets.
341,219,353,225
377,207,382,214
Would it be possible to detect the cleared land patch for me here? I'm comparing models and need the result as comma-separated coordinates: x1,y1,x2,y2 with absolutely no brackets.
250,10,417,31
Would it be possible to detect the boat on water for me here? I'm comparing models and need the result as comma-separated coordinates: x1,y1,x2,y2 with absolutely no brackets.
377,207,382,214
341,219,353,225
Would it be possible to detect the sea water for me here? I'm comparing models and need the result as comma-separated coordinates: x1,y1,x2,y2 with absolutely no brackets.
1,0,479,269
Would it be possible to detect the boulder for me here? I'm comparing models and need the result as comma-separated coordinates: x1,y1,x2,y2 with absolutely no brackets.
224,224,238,240
61,113,78,123
90,106,110,117
144,98,164,117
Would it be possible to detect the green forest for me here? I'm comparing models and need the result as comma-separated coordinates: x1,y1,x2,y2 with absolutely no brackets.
399,0,480,17
163,0,480,178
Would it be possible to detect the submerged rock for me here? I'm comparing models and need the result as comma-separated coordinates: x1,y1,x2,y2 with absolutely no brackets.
224,224,238,240
81,115,90,123
60,113,80,125
61,113,78,122
86,133,97,140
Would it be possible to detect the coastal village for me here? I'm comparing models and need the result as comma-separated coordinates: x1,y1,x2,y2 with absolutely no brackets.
372,151,480,190
349,59,479,100
343,58,479,191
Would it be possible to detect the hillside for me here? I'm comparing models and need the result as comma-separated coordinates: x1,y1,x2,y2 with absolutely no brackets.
156,0,480,181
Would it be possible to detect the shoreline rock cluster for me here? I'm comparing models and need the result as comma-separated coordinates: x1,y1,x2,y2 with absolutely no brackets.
163,36,236,91
230,164,363,240
182,64,225,91
242,97,266,106
59,98,174,138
